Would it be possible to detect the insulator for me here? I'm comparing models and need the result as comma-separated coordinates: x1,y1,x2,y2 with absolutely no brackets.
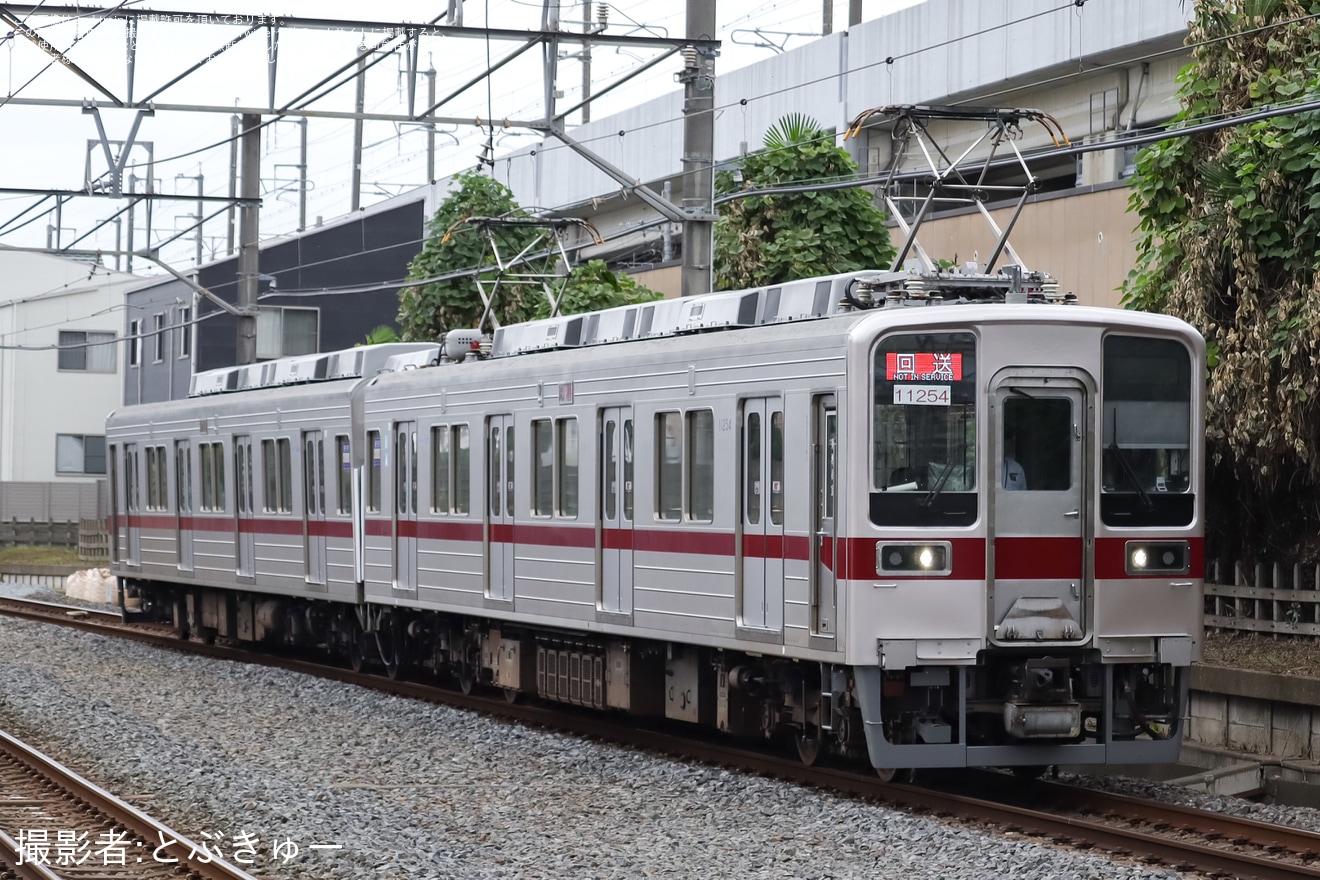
683,46,698,68
597,3,608,24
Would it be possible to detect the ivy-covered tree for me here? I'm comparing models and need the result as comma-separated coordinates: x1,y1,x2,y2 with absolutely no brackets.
397,170,542,341
1124,0,1320,557
714,113,896,290
398,170,659,340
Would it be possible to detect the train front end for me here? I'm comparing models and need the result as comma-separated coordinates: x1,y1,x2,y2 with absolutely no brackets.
844,305,1204,770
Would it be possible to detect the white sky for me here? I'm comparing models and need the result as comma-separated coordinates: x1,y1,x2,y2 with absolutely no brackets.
0,1,920,270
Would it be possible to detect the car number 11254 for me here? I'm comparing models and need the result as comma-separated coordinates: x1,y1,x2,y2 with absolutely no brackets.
892,384,951,406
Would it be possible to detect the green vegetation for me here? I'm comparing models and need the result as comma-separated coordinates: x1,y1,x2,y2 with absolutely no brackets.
0,545,84,566
1124,0,1320,557
397,171,659,341
713,113,896,290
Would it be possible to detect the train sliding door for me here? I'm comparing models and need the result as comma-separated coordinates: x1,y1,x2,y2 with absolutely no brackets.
486,415,515,603
122,443,141,568
234,435,255,580
303,430,327,587
393,422,418,594
990,373,1088,644
741,398,784,632
599,407,633,615
810,396,837,639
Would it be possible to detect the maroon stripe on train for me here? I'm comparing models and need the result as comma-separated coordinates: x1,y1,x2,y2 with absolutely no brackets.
633,528,736,556
603,528,633,551
416,520,484,542
1094,537,1204,580
993,536,1082,580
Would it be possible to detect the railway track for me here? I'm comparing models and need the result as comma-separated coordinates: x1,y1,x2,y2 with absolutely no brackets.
0,729,258,880
3,596,1318,880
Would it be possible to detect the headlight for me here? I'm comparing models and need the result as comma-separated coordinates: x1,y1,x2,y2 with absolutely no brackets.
878,542,951,575
1125,541,1189,575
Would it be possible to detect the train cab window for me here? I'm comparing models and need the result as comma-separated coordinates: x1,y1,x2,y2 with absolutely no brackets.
1101,335,1194,526
367,431,383,513
871,332,978,527
336,436,351,515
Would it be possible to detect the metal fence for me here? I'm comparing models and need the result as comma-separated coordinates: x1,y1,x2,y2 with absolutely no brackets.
1205,559,1320,638
0,481,107,521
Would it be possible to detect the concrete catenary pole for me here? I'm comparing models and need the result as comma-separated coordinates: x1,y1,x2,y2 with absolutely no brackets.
680,0,715,298
236,114,261,366
351,51,366,212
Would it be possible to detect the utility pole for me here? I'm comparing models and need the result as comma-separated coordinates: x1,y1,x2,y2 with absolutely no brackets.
580,0,592,123
298,117,308,232
426,66,437,183
351,50,366,212
236,113,261,366
849,0,862,26
823,0,833,36
227,114,239,255
679,0,716,297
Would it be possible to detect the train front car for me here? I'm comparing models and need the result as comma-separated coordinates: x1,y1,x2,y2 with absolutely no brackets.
843,305,1204,771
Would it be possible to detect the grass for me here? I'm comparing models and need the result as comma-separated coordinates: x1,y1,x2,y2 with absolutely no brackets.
0,545,86,566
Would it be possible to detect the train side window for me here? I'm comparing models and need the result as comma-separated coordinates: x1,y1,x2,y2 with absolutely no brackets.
687,410,714,522
532,419,553,516
335,436,351,515
279,438,293,513
199,442,224,512
367,431,382,513
453,425,470,514
558,418,579,518
145,446,164,511
432,426,450,514
656,411,682,521
125,445,139,512
175,442,192,514
262,440,277,512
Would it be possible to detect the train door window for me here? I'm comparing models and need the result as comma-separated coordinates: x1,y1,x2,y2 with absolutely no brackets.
1003,396,1072,491
396,426,417,516
234,443,246,514
558,418,578,517
746,411,762,525
623,419,634,520
770,411,785,525
280,439,293,513
453,425,471,514
489,426,502,516
533,419,554,516
367,431,382,513
432,426,451,514
262,440,277,512
505,425,515,518
145,447,161,510
175,442,192,513
871,332,978,527
124,444,139,512
604,419,618,521
656,411,682,521
1101,335,1194,526
305,437,320,517
687,410,714,522
335,436,351,514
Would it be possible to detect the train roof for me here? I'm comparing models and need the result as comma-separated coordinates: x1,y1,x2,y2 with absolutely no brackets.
184,266,1074,398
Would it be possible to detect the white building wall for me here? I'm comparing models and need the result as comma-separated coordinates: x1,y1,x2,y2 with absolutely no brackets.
470,0,1193,216
0,250,145,483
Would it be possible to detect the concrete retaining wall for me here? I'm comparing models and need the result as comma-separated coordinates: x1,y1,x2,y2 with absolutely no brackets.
1189,666,1320,762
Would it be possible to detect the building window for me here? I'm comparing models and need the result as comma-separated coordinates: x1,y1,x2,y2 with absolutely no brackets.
128,320,141,367
256,307,319,359
152,313,165,363
55,434,106,475
178,306,192,357
57,331,117,372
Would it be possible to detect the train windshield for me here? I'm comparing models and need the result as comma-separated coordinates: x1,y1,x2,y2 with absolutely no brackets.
1101,335,1194,526
871,332,978,526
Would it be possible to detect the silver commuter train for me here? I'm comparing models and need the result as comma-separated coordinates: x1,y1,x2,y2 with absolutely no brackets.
106,267,1205,773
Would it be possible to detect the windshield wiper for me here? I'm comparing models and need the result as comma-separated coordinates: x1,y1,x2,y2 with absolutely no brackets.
1107,412,1153,510
921,441,966,509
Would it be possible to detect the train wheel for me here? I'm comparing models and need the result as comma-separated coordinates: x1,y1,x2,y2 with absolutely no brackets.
795,734,822,766
348,628,365,673
458,661,477,695
875,767,914,784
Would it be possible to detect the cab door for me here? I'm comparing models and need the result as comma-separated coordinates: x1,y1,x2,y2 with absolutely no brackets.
741,398,784,632
990,373,1089,644
810,395,837,638
486,415,515,602
599,407,633,615
393,422,418,594
303,430,327,587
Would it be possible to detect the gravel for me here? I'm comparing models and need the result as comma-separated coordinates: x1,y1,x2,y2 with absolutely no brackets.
0,581,1310,880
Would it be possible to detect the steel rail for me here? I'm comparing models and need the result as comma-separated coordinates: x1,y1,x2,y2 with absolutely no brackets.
2,597,1318,878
